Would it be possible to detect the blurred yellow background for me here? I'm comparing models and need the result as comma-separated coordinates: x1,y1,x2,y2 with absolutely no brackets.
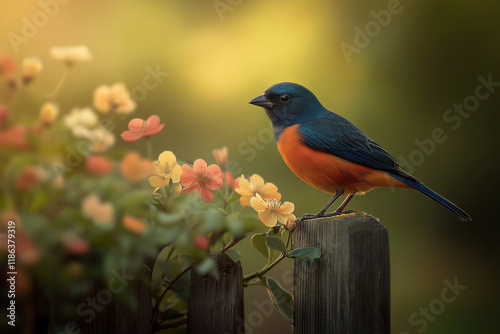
2,0,499,333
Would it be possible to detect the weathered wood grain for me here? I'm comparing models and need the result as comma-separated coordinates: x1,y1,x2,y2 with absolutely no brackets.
293,213,390,334
187,252,244,334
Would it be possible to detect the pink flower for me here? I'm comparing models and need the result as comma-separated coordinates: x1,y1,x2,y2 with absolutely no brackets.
225,172,239,189
16,166,41,191
16,233,40,265
0,51,17,78
194,235,210,250
0,105,8,125
63,237,90,255
180,159,223,203
86,155,113,176
0,125,30,150
120,115,164,142
212,147,228,167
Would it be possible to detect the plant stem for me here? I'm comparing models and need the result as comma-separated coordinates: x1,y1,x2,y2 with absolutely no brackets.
220,235,244,253
244,280,266,287
151,266,191,330
166,245,176,260
145,136,153,160
285,231,292,249
50,67,69,100
243,253,286,282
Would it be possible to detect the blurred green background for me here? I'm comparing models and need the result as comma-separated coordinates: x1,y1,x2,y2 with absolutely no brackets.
2,0,499,333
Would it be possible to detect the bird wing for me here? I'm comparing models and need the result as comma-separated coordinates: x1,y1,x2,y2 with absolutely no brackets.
298,113,419,181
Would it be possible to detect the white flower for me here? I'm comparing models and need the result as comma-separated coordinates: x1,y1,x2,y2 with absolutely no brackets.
50,46,92,65
84,127,115,153
64,107,99,130
81,193,114,227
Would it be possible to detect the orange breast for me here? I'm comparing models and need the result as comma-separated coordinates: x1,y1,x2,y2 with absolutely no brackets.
277,125,408,195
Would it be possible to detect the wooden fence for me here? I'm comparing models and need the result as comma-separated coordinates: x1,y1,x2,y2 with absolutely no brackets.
49,213,389,334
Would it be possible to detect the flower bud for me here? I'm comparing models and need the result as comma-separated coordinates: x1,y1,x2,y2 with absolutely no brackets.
22,57,42,85
39,102,59,126
285,217,297,232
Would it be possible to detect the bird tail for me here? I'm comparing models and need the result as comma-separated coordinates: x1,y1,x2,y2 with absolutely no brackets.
388,172,472,222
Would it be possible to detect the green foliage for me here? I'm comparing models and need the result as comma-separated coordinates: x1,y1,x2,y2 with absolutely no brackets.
0,50,318,333
265,236,287,253
251,233,268,259
266,277,294,324
225,249,241,263
288,247,322,267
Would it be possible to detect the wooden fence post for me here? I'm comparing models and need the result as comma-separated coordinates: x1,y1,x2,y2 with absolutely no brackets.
293,213,390,334
187,252,244,334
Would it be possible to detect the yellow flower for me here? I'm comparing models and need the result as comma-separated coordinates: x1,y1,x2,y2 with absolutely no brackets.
81,194,114,227
22,57,42,84
39,102,58,126
148,151,182,192
250,193,295,227
50,45,92,65
93,83,136,114
235,174,281,206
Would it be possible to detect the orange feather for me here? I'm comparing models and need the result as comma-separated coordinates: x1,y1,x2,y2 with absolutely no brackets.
277,125,409,195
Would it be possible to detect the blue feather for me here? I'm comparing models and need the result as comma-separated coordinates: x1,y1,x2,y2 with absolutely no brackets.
388,172,472,221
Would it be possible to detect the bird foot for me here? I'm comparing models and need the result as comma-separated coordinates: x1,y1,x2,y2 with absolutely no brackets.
297,210,356,224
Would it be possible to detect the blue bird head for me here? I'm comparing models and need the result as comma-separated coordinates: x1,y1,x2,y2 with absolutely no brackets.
249,82,328,138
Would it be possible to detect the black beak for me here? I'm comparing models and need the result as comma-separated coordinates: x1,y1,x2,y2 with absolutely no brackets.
249,94,275,108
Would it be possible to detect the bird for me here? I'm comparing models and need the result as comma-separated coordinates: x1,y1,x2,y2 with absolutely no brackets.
249,82,472,222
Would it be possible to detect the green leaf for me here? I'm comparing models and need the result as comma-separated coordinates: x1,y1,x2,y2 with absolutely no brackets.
118,190,152,209
265,236,287,253
156,212,182,225
195,257,217,276
251,233,268,259
149,225,183,244
266,277,293,324
225,249,241,263
288,247,322,267
179,254,196,268
226,213,245,237
201,208,222,233
29,189,49,212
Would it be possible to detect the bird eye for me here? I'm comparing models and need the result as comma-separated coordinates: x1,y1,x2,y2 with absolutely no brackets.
279,94,290,103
